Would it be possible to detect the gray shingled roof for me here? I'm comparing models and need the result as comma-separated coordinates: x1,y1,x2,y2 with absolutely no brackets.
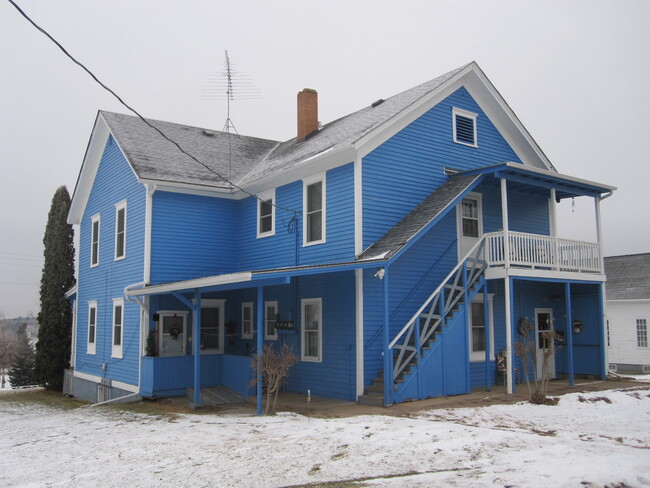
359,174,481,261
101,111,278,189
605,253,650,300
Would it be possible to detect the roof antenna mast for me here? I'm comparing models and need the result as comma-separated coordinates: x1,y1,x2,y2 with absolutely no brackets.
202,51,261,185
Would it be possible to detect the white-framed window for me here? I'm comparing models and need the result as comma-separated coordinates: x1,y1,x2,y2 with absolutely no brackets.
637,319,648,348
301,298,322,362
303,173,326,246
452,107,478,147
461,197,481,239
242,302,254,339
606,319,610,347
90,214,100,267
197,299,225,354
159,311,188,357
468,294,494,362
111,298,124,358
257,189,275,238
87,301,97,355
264,301,278,340
114,200,127,261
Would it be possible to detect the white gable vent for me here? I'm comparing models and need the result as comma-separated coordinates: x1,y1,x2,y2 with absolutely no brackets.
452,107,478,147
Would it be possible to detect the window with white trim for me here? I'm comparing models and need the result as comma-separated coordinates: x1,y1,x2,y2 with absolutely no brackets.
301,298,322,362
461,198,480,238
242,302,254,339
159,311,188,357
637,319,648,348
452,107,478,147
90,214,100,267
468,294,494,362
114,201,126,260
112,299,124,358
303,174,326,245
196,299,225,354
264,301,278,340
257,190,275,238
87,301,97,355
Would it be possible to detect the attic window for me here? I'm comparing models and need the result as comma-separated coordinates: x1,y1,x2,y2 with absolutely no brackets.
452,107,478,147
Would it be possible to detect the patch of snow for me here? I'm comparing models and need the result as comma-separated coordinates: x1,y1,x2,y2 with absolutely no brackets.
0,388,649,487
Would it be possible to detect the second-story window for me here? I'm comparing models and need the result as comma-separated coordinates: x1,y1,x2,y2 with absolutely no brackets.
303,174,326,245
115,201,126,260
90,214,100,267
257,190,275,238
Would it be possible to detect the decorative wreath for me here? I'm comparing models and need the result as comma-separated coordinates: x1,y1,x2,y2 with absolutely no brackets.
170,322,181,340
572,320,584,334
518,317,531,336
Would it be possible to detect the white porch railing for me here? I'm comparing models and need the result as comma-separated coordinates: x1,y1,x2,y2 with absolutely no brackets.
485,231,602,273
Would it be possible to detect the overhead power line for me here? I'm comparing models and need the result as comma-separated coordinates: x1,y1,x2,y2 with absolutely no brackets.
6,0,298,215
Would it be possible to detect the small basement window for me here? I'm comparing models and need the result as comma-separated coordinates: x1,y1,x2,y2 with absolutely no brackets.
452,107,478,147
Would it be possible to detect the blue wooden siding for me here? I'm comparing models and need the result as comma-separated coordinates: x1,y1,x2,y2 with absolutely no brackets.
76,135,145,387
362,87,523,249
150,191,238,284
236,163,355,271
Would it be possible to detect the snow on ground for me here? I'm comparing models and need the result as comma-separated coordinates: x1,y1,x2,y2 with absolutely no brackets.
1,388,649,488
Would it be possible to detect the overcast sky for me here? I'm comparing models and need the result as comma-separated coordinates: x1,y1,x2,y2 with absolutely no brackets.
1,0,648,318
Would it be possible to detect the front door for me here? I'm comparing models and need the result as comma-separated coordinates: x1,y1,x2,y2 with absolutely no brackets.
534,308,555,380
457,194,483,262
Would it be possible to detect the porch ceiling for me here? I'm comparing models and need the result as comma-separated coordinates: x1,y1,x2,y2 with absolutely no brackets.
459,162,616,200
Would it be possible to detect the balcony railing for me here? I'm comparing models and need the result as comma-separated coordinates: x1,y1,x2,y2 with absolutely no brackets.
485,231,602,273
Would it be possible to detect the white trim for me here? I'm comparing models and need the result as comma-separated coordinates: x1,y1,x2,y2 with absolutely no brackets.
485,267,607,282
264,301,278,340
242,302,254,339
158,311,188,357
72,370,139,394
549,189,557,237
71,295,78,367
125,271,253,297
534,308,555,379
114,200,127,261
137,179,239,198
144,185,155,282
452,107,478,147
257,189,276,238
87,301,97,355
111,298,124,359
354,156,363,257
90,213,100,268
355,269,364,397
195,298,226,354
456,192,483,261
501,162,615,193
468,294,494,362
303,172,326,246
301,298,323,362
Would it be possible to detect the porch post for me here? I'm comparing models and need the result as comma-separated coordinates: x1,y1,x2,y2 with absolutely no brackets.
598,283,607,380
594,197,605,272
193,289,201,407
382,267,393,406
256,286,264,416
550,189,560,270
463,261,471,393
504,276,514,394
565,282,575,386
484,285,491,391
500,178,510,267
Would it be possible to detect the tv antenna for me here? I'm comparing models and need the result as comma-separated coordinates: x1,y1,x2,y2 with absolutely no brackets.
202,51,262,183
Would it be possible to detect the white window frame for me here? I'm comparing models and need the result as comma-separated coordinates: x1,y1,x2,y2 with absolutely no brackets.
257,189,275,238
637,318,648,348
468,294,494,362
303,173,326,246
87,301,97,355
111,298,124,359
90,214,100,267
301,298,323,362
452,107,478,148
114,200,127,261
264,301,278,340
196,298,225,354
158,311,188,357
242,302,254,339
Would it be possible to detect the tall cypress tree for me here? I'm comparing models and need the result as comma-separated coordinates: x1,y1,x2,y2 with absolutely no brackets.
34,186,76,390
9,323,36,387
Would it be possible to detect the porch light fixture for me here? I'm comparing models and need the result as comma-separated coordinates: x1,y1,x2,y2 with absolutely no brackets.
572,320,584,334
374,268,385,280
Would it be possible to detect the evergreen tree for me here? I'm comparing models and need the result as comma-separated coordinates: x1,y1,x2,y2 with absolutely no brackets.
9,324,36,387
34,186,76,390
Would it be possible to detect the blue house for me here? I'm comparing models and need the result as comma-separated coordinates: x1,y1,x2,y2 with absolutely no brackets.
65,62,615,408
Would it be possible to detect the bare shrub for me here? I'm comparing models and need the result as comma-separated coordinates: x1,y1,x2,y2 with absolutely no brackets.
251,344,297,415
514,317,556,405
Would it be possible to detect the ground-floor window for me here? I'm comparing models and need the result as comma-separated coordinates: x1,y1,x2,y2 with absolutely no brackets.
468,294,494,362
242,302,254,339
198,299,225,353
159,311,187,356
112,298,124,358
87,301,97,355
301,298,322,362
637,319,648,348
265,301,278,340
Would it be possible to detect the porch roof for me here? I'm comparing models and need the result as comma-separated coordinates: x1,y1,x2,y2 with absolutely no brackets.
458,162,616,199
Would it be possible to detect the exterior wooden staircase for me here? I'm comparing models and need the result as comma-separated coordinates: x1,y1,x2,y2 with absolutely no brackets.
359,238,488,406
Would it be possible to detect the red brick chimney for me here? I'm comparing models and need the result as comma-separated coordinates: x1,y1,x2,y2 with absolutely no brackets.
297,88,318,140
